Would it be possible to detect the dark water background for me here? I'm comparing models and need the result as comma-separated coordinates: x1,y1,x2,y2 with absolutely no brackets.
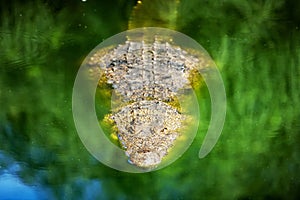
0,0,299,199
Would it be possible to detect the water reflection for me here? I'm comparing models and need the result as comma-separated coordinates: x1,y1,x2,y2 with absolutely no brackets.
0,0,299,199
0,174,39,199
0,151,49,199
0,151,105,199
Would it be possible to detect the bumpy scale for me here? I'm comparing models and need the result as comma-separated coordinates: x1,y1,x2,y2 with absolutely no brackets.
88,39,202,168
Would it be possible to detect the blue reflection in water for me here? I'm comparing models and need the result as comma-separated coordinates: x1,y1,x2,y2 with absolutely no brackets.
71,178,104,199
0,151,104,199
0,151,49,199
0,174,39,199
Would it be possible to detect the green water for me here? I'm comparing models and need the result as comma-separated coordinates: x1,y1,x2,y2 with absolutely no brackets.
0,0,299,199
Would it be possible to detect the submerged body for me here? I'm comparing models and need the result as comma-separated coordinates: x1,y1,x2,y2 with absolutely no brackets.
88,38,207,168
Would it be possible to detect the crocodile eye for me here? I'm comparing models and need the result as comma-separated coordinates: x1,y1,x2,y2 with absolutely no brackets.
72,27,226,172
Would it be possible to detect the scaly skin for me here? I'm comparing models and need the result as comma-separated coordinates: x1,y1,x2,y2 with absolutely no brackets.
87,38,209,168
